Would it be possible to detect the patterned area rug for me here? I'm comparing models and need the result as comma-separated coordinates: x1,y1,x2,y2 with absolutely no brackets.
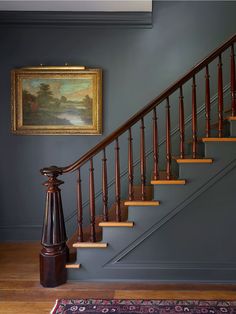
51,299,236,314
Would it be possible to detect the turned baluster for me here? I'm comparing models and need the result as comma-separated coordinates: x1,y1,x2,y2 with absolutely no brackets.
89,159,96,242
166,97,171,179
179,86,185,159
77,168,83,242
140,118,146,200
115,138,121,221
231,45,236,117
102,149,108,221
40,166,68,287
128,128,134,201
192,76,197,158
218,54,223,137
205,65,211,138
153,108,159,180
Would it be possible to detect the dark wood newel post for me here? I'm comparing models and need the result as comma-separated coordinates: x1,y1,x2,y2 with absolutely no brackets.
39,166,68,288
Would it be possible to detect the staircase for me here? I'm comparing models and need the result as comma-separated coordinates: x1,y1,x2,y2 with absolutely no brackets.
39,34,236,287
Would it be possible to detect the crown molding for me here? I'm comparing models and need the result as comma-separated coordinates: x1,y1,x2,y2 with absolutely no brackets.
0,11,152,28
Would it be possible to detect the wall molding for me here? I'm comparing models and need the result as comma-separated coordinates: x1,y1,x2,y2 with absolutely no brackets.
105,261,236,271
103,156,236,270
0,11,152,28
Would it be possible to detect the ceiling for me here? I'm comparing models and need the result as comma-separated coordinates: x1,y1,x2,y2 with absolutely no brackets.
0,0,152,12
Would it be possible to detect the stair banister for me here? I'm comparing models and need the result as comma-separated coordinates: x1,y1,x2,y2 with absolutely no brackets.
231,44,236,116
218,54,224,137
152,108,159,180
192,75,197,158
102,148,109,221
77,168,83,242
205,65,211,138
128,128,134,200
179,86,185,158
40,33,236,287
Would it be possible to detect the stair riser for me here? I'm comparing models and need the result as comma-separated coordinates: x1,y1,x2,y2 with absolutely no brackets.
204,142,236,162
185,120,233,156
186,143,205,157
230,120,236,137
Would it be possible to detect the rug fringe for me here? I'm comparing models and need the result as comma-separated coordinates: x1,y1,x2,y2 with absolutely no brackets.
50,299,59,314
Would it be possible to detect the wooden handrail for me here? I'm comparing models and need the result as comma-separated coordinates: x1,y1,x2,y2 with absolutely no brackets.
40,33,236,175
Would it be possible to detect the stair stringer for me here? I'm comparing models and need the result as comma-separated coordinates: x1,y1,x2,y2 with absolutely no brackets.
68,141,236,281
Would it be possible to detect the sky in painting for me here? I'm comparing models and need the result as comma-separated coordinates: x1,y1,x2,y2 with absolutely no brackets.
22,78,93,101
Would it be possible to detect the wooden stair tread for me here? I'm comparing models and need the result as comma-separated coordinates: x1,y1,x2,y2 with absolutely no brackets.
228,116,236,121
151,179,186,185
99,221,134,227
124,200,160,206
202,137,236,142
72,242,108,248
65,264,81,269
176,158,213,164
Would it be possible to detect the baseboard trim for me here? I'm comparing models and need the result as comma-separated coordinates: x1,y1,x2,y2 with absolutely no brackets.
0,225,42,241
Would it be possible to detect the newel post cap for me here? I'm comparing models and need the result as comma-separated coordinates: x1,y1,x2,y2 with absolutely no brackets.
40,165,63,177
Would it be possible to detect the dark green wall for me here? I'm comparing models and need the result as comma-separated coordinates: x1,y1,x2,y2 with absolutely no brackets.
0,1,236,241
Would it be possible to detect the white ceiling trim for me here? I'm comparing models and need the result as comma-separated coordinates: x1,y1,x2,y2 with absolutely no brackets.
0,0,152,12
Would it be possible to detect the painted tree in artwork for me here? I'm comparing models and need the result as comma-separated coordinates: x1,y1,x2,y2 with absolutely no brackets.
22,89,36,113
37,83,54,107
82,95,93,106
81,95,93,124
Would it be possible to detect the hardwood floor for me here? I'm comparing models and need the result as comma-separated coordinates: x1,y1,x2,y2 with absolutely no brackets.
0,243,236,314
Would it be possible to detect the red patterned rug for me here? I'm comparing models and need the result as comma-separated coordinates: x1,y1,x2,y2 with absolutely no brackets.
51,299,236,314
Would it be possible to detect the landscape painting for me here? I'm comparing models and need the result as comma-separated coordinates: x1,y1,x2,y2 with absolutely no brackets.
22,78,93,126
11,67,102,135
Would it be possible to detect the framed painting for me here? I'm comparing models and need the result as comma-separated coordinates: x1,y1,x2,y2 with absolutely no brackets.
11,66,102,135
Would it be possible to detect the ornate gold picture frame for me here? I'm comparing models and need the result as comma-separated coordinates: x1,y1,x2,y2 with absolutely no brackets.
11,66,102,135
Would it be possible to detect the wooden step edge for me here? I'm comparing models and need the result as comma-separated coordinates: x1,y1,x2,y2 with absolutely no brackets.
72,242,108,248
98,221,134,227
124,200,160,206
176,158,213,164
202,137,236,142
151,179,186,185
227,116,236,121
65,264,81,269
